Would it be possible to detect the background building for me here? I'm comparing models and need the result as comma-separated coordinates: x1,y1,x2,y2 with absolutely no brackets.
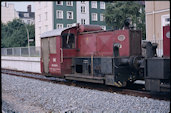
35,1,109,47
18,5,35,25
1,3,35,25
35,2,54,47
1,3,19,23
145,1,170,56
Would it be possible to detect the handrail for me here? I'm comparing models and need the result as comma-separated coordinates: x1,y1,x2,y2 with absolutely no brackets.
60,48,63,63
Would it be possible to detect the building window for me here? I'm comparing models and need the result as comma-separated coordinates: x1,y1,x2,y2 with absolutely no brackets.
162,15,170,26
45,2,47,7
91,1,97,8
45,25,48,31
56,10,63,19
101,26,106,30
38,2,41,9
56,24,63,29
100,14,105,21
81,19,86,24
45,12,48,20
100,2,105,9
39,14,41,22
81,6,86,13
39,27,41,35
165,18,170,22
92,13,98,21
24,13,29,17
164,17,170,26
81,1,85,4
67,24,72,28
56,1,63,5
67,11,73,19
66,1,73,6
62,33,75,49
27,20,30,24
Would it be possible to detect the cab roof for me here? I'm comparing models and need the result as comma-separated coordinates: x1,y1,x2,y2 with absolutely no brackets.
40,25,77,38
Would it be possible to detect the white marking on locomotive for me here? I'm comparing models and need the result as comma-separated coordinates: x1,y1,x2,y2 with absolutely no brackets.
53,58,56,62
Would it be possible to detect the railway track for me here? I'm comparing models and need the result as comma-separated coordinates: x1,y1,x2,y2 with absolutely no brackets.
2,69,170,101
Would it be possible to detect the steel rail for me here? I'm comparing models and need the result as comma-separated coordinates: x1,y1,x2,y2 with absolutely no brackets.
1,69,170,101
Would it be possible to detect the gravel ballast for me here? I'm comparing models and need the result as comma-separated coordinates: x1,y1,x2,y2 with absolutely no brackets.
2,74,170,113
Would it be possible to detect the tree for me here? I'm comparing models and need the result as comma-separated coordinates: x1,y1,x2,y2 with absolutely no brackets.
1,22,7,47
1,19,35,48
104,1,146,40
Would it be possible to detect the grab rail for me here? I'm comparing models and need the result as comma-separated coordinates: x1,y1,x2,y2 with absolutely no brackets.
60,48,63,63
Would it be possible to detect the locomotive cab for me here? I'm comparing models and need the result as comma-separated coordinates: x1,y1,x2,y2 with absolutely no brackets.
40,24,104,77
40,26,78,77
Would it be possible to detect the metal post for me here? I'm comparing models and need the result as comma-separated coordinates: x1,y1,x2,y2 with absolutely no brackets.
153,1,156,43
12,48,14,56
39,47,41,57
5,48,7,56
20,47,21,56
17,20,30,49
28,46,30,56
24,24,30,48
24,24,30,56
91,55,94,76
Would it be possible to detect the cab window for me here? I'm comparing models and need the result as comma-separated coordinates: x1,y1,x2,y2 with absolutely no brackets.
62,33,75,49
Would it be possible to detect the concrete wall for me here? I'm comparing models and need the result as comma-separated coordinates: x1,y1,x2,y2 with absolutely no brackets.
1,56,41,73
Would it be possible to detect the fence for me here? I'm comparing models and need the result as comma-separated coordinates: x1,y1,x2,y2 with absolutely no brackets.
142,39,163,57
1,40,163,57
1,46,41,57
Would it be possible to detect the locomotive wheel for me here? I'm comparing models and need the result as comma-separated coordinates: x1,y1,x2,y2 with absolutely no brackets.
114,81,127,87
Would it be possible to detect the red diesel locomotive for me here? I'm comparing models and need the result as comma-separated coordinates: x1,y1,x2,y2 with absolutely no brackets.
40,24,170,92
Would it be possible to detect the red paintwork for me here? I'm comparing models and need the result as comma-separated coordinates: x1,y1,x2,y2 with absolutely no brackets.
78,33,98,56
78,30,130,57
113,30,130,56
61,58,72,75
61,49,77,75
96,32,114,56
79,25,102,32
163,25,170,57
49,54,61,74
60,28,78,75
40,58,43,73
63,49,77,57
48,36,61,75
41,25,141,76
